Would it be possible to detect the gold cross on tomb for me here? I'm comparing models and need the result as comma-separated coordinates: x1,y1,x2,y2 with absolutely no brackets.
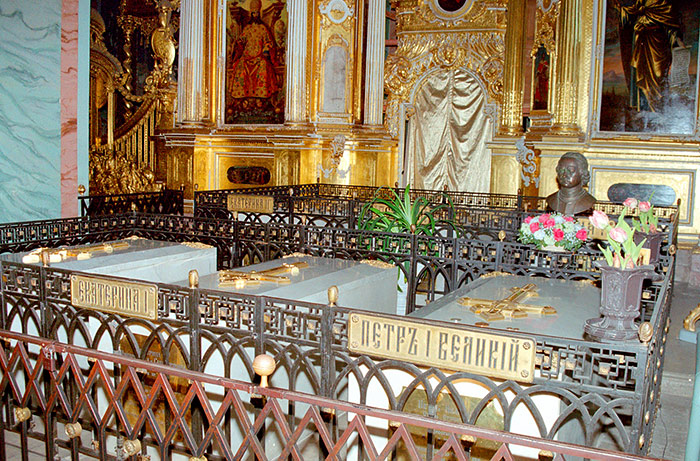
219,261,309,289
458,283,557,321
22,241,130,264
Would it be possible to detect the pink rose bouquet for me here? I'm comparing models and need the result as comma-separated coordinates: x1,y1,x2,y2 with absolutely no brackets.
622,196,659,234
518,212,587,251
590,208,646,268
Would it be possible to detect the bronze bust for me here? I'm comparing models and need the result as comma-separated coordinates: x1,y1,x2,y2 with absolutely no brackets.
546,152,596,215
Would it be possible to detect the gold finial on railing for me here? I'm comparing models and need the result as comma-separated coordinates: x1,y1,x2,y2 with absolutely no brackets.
123,439,141,457
78,184,86,195
65,422,82,439
14,407,30,423
638,322,653,344
253,354,276,389
498,230,506,241
189,270,199,289
328,285,338,307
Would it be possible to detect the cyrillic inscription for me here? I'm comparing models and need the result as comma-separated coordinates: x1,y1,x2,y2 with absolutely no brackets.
71,274,158,320
348,313,535,382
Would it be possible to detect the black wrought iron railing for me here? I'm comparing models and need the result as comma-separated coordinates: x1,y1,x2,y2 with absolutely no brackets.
79,189,184,217
192,184,680,242
0,330,666,461
0,207,677,457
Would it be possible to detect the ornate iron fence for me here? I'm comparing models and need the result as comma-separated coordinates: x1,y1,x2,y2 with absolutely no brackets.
192,184,679,242
79,189,184,217
0,330,666,461
0,208,677,457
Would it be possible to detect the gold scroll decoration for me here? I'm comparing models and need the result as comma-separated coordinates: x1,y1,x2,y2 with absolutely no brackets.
120,333,190,443
392,388,503,461
348,312,535,383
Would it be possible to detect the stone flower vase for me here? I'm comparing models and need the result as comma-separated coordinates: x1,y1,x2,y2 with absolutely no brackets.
584,261,661,341
633,230,665,265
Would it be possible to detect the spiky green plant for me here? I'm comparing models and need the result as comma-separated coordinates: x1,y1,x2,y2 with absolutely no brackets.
357,184,456,237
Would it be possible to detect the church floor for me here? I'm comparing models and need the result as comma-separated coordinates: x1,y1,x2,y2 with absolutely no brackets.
0,283,697,461
647,281,698,461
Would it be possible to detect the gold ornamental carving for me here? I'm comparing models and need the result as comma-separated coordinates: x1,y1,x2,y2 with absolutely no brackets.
394,0,505,32
531,0,560,56
319,0,354,31
384,29,505,137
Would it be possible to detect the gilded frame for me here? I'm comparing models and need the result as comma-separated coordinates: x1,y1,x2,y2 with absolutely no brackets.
592,0,700,139
216,0,288,126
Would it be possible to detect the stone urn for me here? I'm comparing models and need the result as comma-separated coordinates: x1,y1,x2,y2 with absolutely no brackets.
633,231,665,265
584,261,661,341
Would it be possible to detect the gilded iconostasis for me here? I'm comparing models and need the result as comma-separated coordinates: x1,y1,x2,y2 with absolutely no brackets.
82,0,700,243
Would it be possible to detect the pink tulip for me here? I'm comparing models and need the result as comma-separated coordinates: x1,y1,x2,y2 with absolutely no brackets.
613,253,621,268
539,214,551,224
544,218,556,229
524,216,532,224
564,216,574,222
590,210,609,229
608,227,628,243
623,197,638,208
576,229,587,240
530,222,540,233
639,201,651,212
553,228,564,241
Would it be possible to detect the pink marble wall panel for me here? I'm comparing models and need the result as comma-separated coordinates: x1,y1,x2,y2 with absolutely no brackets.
61,0,79,217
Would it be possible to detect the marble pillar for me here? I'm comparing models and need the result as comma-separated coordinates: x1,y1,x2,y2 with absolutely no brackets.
0,0,62,223
61,0,79,216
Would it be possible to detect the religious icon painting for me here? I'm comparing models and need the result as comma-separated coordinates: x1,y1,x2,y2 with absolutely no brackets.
225,0,287,124
598,0,700,135
532,45,550,112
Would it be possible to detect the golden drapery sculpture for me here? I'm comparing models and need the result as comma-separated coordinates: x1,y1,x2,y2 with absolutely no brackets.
407,68,492,192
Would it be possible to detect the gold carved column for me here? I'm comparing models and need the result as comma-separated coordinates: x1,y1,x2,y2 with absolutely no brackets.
549,0,581,136
177,0,211,125
499,0,526,135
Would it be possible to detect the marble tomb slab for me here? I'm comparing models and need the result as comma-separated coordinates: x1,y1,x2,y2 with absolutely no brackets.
188,255,398,313
1,238,217,284
411,274,601,340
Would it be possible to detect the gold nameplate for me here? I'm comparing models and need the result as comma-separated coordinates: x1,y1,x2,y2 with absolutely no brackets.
348,313,535,383
227,194,274,213
71,274,158,320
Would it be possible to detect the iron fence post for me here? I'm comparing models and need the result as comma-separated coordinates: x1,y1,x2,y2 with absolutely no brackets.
189,278,203,447
254,296,265,357
407,233,418,314
288,188,295,225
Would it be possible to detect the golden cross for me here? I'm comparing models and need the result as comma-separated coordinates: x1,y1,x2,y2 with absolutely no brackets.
23,241,130,264
219,261,309,289
458,283,557,321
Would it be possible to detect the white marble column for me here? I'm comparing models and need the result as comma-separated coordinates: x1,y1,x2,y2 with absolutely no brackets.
285,0,307,123
363,0,385,126
177,0,205,124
